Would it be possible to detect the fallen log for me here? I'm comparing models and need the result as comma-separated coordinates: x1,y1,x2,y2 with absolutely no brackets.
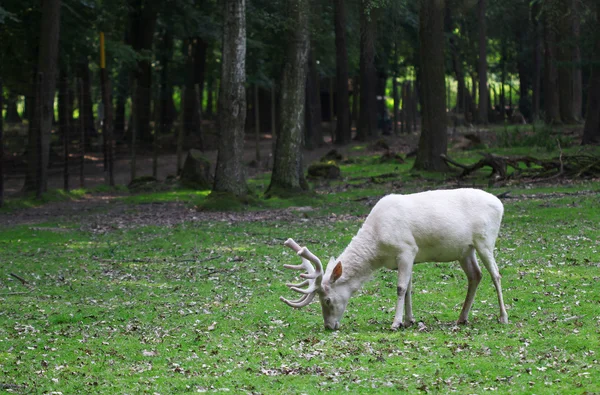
441,153,600,181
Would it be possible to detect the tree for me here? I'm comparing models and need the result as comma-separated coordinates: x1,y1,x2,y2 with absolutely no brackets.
266,0,310,196
556,0,577,123
333,0,351,144
477,0,488,124
356,0,379,141
543,5,561,124
129,0,157,144
581,1,600,145
213,0,248,197
23,0,61,195
413,0,448,171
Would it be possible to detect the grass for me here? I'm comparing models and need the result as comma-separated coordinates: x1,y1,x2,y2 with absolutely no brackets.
1,146,600,393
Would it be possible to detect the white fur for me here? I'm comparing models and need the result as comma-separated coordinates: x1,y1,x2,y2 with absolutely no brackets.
320,188,508,330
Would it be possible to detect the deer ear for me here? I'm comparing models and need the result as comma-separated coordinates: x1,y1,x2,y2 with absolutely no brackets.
332,261,343,283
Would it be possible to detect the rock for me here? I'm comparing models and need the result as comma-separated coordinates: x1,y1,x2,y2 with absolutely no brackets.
181,149,212,189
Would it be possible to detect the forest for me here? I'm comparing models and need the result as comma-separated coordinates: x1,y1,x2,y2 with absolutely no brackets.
0,0,599,204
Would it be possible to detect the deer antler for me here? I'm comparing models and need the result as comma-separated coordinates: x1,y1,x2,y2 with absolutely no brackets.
280,238,324,308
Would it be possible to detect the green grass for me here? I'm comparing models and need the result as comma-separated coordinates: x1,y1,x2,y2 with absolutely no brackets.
1,148,600,393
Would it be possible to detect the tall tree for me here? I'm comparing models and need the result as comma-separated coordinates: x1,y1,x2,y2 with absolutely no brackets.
213,0,248,196
571,0,582,121
266,0,310,195
581,1,600,145
413,0,448,171
23,0,61,195
477,0,488,124
556,0,576,123
129,0,157,144
543,5,561,124
333,0,351,144
0,78,4,207
305,49,323,150
356,0,378,141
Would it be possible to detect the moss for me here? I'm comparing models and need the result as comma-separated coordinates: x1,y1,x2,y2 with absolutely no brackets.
198,191,260,212
307,161,341,180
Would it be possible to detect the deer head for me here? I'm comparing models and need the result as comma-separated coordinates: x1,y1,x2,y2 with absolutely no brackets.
280,238,348,330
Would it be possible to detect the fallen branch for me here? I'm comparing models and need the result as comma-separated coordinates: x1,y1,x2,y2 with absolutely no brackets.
441,152,600,181
10,273,29,285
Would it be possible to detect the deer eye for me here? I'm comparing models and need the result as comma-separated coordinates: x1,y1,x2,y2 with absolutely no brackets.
325,298,332,306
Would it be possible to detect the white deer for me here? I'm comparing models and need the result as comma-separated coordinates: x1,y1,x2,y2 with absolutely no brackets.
280,188,508,330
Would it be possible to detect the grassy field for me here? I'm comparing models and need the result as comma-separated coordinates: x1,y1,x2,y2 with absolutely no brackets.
1,141,600,394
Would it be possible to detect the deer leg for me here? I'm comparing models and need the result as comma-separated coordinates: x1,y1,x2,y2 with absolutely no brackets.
392,251,415,330
457,247,482,325
475,241,509,324
403,274,415,327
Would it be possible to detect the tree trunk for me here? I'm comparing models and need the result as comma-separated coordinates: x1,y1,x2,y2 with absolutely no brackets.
477,0,487,124
305,49,323,150
557,0,576,123
267,0,310,195
581,3,600,145
351,76,359,127
24,0,61,195
78,60,96,145
0,79,4,207
532,1,542,121
130,0,157,144
402,82,411,133
356,0,378,141
58,69,72,192
543,10,561,124
206,76,215,121
213,0,248,196
392,75,398,135
183,38,207,144
413,0,448,171
333,0,351,144
158,29,176,137
571,0,583,121
100,34,115,187
5,91,21,123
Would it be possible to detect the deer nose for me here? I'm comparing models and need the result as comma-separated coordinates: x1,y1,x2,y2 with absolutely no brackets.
325,321,340,330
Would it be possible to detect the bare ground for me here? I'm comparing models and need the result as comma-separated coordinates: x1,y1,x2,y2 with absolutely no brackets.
2,132,417,229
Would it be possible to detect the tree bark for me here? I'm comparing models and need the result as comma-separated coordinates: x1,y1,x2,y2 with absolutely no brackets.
267,0,310,195
571,0,583,121
58,69,72,192
305,49,323,150
557,0,576,123
333,0,351,144
477,0,487,124
532,1,542,121
356,0,378,141
581,3,600,145
543,9,561,124
158,28,176,137
24,0,61,195
213,0,248,196
130,0,157,144
183,38,208,144
413,0,448,171
0,79,4,207
78,59,96,145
